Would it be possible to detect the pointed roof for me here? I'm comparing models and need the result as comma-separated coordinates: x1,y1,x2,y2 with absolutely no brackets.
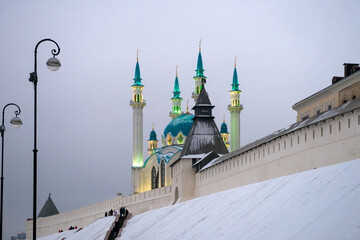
180,86,228,157
172,67,181,99
220,118,229,134
38,193,59,217
231,57,240,91
133,51,143,86
195,41,206,78
149,125,158,141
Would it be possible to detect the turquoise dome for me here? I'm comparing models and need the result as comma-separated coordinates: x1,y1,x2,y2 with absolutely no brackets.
149,129,158,141
163,114,194,137
220,122,229,134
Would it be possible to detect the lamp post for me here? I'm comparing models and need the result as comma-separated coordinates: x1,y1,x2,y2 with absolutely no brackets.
0,103,22,240
29,39,61,240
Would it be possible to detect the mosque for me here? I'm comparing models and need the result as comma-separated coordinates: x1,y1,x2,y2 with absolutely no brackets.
129,43,243,194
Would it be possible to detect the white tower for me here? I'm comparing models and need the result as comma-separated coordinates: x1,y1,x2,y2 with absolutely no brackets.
227,57,243,151
130,51,146,193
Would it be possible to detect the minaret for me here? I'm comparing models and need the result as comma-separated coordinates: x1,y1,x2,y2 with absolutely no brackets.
227,57,243,151
147,124,158,156
130,51,146,193
192,40,207,103
220,115,230,150
169,65,183,119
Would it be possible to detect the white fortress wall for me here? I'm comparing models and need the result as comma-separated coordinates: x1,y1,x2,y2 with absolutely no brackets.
195,109,360,197
26,186,173,239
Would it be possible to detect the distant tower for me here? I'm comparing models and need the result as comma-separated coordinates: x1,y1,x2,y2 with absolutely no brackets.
192,40,207,103
147,124,158,156
169,66,183,120
130,51,146,193
227,57,243,151
220,116,230,150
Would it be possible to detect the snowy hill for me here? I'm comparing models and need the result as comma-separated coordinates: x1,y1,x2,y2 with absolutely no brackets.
118,159,360,240
38,216,115,240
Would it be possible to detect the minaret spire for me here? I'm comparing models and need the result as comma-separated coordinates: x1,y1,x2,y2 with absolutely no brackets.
170,65,183,119
192,40,207,103
228,56,243,151
130,51,146,193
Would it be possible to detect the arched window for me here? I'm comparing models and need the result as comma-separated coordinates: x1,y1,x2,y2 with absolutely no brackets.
151,167,157,189
133,95,136,102
161,160,165,187
167,136,172,145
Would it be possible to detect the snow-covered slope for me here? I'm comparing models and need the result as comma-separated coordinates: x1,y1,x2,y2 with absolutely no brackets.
38,216,115,240
118,159,360,240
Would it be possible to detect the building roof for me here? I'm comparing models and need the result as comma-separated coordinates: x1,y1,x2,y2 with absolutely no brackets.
172,74,181,99
231,67,240,91
220,121,229,134
143,145,183,166
180,86,228,157
38,193,59,217
292,69,360,111
149,128,158,141
163,114,194,137
132,59,143,87
202,98,360,171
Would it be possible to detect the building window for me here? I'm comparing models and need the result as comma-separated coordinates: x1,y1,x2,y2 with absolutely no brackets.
298,135,300,144
352,95,356,100
343,99,347,104
305,133,307,142
348,118,351,128
291,138,293,147
313,130,315,139
321,127,323,137
151,167,157,189
330,124,332,134
339,121,341,131
328,105,332,110
161,160,165,187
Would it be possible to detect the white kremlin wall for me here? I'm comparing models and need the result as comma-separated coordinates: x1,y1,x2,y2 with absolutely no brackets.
195,108,360,197
26,186,173,238
27,106,360,239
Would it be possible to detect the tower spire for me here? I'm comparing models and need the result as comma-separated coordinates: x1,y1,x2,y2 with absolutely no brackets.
192,41,207,102
133,50,142,86
170,65,183,119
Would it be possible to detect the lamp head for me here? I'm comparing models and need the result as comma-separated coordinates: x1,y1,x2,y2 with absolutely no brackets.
10,116,23,129
46,56,61,71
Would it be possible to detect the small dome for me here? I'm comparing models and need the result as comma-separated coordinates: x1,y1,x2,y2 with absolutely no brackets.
149,129,158,141
163,114,193,138
220,122,229,134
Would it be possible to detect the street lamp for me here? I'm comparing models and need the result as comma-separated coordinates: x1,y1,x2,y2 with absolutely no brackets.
29,39,61,240
0,103,22,240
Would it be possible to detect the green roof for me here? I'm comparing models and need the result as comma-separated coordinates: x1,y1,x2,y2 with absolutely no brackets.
231,67,240,91
133,61,143,86
195,52,206,78
149,129,158,141
220,121,229,134
172,75,181,99
164,114,194,137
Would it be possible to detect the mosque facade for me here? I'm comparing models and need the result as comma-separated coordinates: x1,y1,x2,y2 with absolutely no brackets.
130,44,242,194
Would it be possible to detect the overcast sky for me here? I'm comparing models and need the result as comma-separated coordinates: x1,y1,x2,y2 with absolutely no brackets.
1,0,359,238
